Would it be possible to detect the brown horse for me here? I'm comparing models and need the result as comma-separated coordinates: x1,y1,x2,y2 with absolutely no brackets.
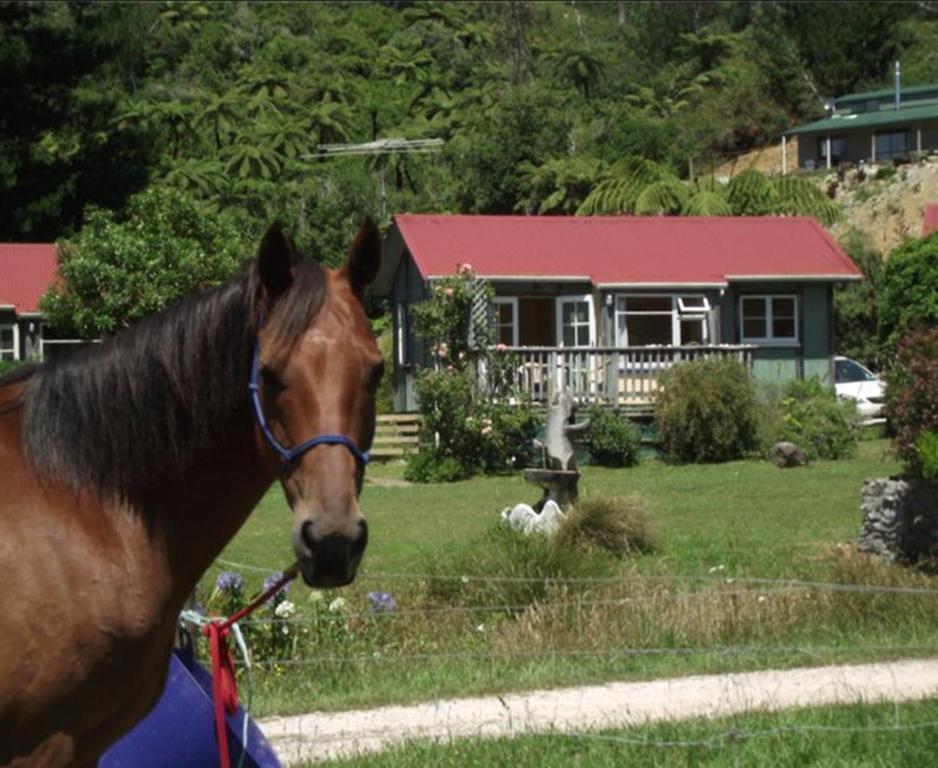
0,220,383,767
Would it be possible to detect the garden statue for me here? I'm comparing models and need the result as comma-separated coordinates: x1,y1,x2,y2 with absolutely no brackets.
523,391,589,512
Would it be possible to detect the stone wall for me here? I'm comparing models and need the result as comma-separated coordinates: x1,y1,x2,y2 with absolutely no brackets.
858,476,938,562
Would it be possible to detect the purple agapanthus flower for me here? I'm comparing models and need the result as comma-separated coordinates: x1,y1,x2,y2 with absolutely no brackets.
215,571,244,593
263,572,291,604
367,591,396,613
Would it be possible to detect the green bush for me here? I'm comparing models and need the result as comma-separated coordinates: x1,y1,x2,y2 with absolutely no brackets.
404,448,470,483
775,378,859,460
915,431,938,482
553,495,659,557
886,327,938,477
655,358,760,463
586,406,641,467
0,359,24,378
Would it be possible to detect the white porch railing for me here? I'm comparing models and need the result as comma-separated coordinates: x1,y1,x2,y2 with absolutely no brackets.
498,345,756,407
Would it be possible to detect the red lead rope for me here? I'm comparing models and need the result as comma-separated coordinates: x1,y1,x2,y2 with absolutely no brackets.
202,567,299,768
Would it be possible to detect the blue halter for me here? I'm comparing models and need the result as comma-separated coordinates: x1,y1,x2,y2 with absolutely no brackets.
248,341,369,470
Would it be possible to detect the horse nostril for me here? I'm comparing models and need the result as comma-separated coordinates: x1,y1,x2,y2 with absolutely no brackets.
351,519,368,560
300,520,317,555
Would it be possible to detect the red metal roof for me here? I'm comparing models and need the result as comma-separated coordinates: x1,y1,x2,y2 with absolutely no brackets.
0,243,58,313
393,215,861,286
923,204,938,237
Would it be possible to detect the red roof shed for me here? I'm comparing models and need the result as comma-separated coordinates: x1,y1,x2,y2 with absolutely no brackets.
383,215,861,288
0,243,58,314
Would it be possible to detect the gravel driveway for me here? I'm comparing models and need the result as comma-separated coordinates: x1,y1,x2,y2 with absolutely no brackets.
260,658,938,764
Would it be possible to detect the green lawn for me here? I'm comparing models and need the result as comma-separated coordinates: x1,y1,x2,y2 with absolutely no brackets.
313,698,938,768
198,440,938,717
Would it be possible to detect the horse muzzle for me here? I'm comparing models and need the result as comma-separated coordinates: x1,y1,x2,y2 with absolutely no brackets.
293,518,368,588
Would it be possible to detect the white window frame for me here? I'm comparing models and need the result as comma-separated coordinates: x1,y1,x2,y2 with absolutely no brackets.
739,294,799,345
395,301,409,366
614,294,711,346
556,294,595,347
492,297,519,347
0,322,19,361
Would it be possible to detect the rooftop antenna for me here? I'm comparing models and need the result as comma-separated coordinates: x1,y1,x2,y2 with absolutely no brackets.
301,138,445,219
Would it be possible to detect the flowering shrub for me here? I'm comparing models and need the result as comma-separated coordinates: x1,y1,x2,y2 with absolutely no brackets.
211,570,245,617
886,327,938,477
407,268,540,481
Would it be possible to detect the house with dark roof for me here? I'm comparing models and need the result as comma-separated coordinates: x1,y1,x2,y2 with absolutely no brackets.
787,83,938,171
374,215,862,412
0,243,58,362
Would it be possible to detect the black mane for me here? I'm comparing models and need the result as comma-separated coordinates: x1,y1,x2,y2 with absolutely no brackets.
6,258,325,497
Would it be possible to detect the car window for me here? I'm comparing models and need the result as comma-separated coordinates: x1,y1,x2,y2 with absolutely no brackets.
836,359,875,383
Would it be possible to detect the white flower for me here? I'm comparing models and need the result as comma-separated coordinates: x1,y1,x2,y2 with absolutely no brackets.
274,600,296,619
328,597,347,612
308,591,325,604
476,623,486,633
460,575,470,584
282,626,289,635
757,595,767,603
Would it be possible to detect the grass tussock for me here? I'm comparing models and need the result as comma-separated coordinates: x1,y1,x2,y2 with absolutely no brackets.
553,494,659,558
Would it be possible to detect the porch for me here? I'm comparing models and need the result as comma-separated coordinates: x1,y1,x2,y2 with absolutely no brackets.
491,344,756,412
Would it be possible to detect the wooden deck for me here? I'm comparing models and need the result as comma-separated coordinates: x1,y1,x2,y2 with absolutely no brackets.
493,345,756,408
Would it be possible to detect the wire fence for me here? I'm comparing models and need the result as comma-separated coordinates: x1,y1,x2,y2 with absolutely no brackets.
200,556,938,765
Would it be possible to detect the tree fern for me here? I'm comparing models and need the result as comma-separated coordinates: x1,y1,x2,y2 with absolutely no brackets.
682,187,732,216
634,179,688,215
773,176,841,226
726,168,779,215
577,156,676,214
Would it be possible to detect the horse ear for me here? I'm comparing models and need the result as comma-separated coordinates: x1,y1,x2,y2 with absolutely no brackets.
342,217,381,300
257,222,298,300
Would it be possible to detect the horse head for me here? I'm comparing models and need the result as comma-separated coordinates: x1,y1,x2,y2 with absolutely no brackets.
252,220,382,587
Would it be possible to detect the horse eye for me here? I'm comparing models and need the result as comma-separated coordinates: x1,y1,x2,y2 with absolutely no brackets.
261,366,285,393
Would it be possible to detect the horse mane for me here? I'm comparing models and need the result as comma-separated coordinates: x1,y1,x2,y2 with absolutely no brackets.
13,257,326,497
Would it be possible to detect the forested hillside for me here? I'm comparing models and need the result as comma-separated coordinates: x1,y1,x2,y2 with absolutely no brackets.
4,1,938,264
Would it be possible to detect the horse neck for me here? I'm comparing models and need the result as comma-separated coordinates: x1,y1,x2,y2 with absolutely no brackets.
149,410,275,603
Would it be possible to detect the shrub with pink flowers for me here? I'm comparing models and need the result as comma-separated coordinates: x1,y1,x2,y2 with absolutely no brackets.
406,269,540,482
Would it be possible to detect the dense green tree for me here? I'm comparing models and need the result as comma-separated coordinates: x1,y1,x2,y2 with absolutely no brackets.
878,232,938,354
40,187,246,337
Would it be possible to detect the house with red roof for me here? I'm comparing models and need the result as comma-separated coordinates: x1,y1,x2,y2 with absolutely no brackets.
0,243,58,362
374,215,862,412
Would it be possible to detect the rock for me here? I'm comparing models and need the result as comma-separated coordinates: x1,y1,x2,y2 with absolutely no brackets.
772,441,809,468
858,476,938,562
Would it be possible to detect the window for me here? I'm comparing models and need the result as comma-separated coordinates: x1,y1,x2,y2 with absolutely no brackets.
874,130,908,160
492,297,518,346
395,302,410,366
0,323,17,361
835,358,876,384
817,136,846,164
557,296,593,347
614,295,711,346
740,295,798,343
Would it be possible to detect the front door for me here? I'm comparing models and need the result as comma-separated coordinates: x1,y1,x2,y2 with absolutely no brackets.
555,295,594,397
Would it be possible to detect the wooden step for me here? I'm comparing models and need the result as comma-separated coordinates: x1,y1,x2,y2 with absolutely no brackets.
372,435,420,445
